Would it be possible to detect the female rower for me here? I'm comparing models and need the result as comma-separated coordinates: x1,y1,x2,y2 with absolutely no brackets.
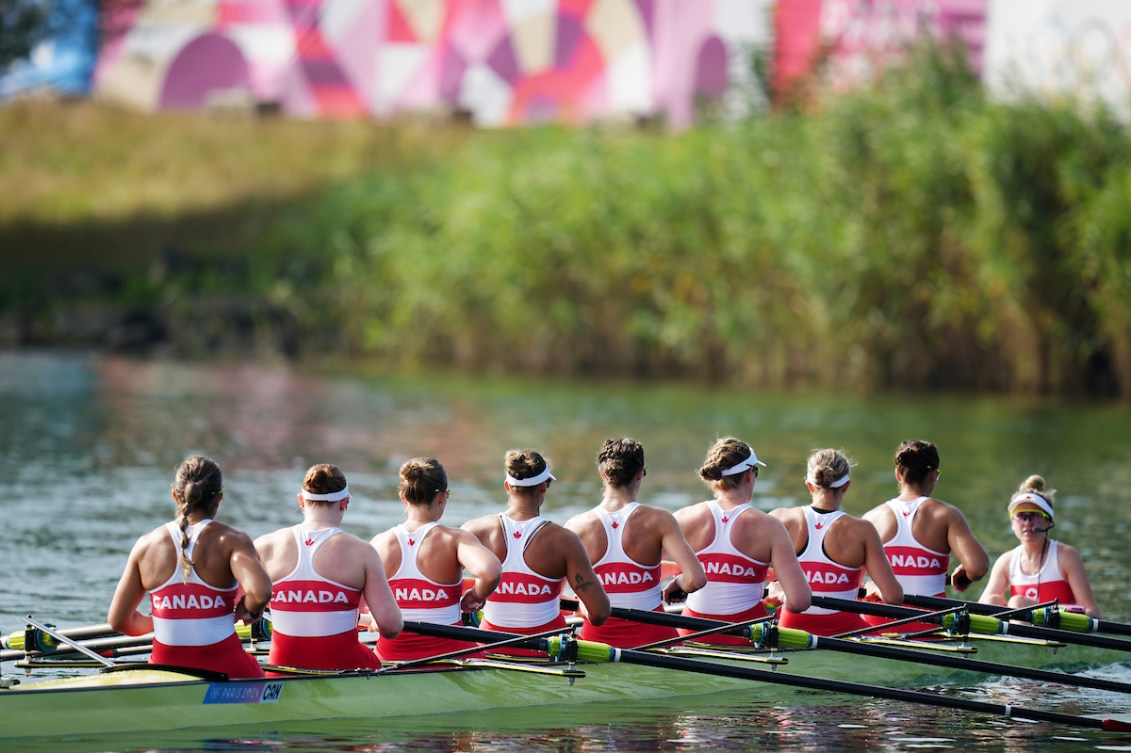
371,457,502,661
254,464,402,671
770,448,903,636
979,475,1100,617
565,438,706,647
673,437,811,645
108,455,272,679
462,449,610,654
862,439,988,597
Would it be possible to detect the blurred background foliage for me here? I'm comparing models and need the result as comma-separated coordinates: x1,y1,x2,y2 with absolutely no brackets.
2,43,1129,397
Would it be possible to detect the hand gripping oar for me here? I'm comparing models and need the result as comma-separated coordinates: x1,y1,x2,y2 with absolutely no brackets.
811,596,1131,653
900,594,1131,637
609,607,1131,695
400,620,1131,732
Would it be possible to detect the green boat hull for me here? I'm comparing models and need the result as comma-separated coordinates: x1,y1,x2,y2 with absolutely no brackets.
1,634,1126,741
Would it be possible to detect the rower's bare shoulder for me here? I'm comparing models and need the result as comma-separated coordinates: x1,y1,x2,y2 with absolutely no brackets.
208,522,257,553
673,502,707,524
563,509,598,531
460,514,496,537
861,504,890,524
635,504,678,531
923,496,961,517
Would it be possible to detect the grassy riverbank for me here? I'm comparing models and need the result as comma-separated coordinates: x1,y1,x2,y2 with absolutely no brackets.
2,46,1129,396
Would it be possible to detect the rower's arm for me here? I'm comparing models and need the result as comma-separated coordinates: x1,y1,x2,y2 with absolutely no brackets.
976,552,1011,607
658,511,706,601
767,519,811,613
946,512,989,591
107,544,154,636
563,531,610,626
455,530,502,612
360,543,403,639
861,524,903,604
1059,544,1101,618
229,534,273,618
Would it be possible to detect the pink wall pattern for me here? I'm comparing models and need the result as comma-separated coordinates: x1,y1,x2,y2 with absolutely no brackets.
772,0,987,96
94,0,771,127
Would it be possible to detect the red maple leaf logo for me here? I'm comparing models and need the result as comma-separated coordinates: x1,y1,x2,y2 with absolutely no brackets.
513,531,522,539
611,521,620,529
408,539,415,546
304,539,314,546
814,522,824,530
902,511,911,517
721,516,729,524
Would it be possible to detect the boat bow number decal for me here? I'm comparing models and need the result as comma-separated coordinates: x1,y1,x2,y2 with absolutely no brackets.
203,681,284,705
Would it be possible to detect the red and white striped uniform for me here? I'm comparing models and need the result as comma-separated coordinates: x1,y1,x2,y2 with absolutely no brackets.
149,520,262,678
1008,540,1079,608
680,502,769,645
879,497,949,596
480,515,565,655
862,497,951,632
580,503,674,647
779,508,866,636
268,525,381,670
376,523,472,661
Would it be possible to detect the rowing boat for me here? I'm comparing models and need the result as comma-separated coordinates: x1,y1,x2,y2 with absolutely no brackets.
4,612,1131,743
0,660,748,739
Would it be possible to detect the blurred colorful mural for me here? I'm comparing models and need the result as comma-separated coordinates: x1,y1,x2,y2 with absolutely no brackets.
6,1,1131,124
92,0,774,126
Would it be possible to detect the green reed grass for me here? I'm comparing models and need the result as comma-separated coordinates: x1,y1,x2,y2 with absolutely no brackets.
2,44,1129,396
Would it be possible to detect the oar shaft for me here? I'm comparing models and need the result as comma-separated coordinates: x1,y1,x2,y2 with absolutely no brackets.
619,607,1131,695
902,594,1131,637
2,623,117,650
812,597,1131,653
21,616,114,667
616,648,1123,730
2,622,260,663
403,620,1129,732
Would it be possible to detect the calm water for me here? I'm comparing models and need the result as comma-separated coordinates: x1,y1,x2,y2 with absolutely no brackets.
3,350,1131,753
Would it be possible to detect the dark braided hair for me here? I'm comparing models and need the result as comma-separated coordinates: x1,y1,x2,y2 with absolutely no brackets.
597,438,645,488
894,440,940,486
399,457,448,505
171,455,223,583
505,449,550,496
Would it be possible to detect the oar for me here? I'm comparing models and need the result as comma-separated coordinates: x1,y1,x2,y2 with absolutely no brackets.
609,607,1131,696
19,616,117,668
637,615,778,650
402,621,1131,732
2,622,117,651
902,594,1131,637
1,621,264,663
394,622,576,671
812,597,1131,653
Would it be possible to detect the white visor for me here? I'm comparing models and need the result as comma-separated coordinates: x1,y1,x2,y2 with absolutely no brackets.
808,472,850,489
505,468,556,487
1008,492,1054,520
302,485,350,502
721,450,767,476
